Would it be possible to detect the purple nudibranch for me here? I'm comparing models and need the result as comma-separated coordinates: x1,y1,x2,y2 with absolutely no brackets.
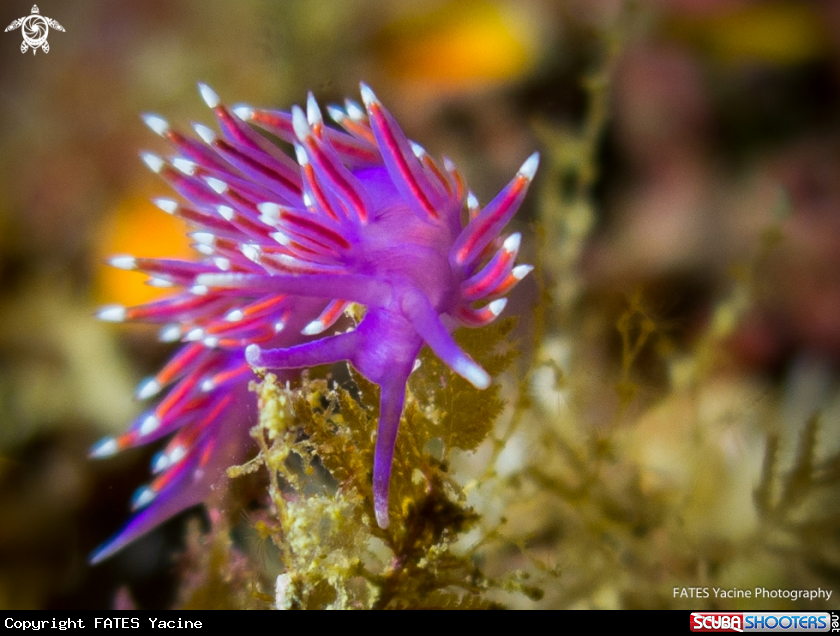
91,83,538,563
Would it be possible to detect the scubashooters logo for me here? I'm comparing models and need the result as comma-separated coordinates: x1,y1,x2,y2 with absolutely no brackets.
5,5,64,54
690,612,832,632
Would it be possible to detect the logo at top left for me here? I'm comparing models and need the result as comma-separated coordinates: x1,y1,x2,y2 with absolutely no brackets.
5,5,64,54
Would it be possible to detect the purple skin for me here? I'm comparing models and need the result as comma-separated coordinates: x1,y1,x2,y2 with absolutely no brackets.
90,83,537,563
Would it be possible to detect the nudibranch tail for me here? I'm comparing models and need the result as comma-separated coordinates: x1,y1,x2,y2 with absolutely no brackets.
92,83,537,559
372,375,410,529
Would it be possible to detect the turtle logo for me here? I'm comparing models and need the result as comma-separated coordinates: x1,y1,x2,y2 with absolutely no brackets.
5,5,64,54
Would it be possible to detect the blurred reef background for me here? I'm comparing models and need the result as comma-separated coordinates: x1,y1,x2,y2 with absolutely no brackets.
2,0,840,609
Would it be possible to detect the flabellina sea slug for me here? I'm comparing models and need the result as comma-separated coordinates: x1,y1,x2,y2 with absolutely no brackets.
90,83,538,564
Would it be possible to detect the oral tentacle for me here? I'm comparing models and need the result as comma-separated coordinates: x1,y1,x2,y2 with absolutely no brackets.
400,288,490,390
246,330,360,369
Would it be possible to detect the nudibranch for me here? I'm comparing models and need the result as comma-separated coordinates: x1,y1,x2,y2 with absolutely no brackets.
91,83,537,563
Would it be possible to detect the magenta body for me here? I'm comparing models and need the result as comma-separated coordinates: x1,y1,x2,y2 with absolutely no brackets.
91,84,537,563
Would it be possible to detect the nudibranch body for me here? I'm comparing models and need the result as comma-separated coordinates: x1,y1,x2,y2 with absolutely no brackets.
91,83,537,563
